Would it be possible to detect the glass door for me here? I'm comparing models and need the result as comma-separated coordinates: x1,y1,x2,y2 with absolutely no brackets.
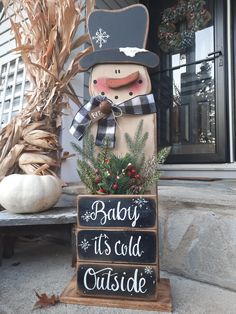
146,0,227,163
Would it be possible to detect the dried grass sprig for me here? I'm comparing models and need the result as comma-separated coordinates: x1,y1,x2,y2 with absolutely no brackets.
0,0,95,179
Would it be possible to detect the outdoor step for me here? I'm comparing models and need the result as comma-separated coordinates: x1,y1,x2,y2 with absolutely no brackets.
159,179,236,292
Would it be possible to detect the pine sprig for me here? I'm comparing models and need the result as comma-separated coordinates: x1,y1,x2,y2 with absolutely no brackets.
140,156,161,193
140,147,171,193
156,147,171,164
96,138,112,165
76,159,96,194
124,120,148,167
72,122,170,194
71,132,96,164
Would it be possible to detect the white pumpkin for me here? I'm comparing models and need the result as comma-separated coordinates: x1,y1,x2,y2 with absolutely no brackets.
0,174,62,213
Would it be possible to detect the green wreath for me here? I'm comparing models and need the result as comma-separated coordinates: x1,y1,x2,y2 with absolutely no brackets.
158,0,211,53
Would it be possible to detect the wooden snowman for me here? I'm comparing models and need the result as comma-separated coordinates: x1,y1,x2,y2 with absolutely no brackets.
65,5,172,311
70,4,159,158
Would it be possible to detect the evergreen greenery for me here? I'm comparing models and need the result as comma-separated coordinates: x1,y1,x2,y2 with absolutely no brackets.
158,0,211,53
72,120,170,194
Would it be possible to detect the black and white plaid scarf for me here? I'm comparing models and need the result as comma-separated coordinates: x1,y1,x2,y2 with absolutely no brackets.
69,93,156,147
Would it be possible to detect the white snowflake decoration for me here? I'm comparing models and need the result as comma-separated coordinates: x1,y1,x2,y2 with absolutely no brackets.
144,266,153,275
79,238,91,252
92,28,110,48
81,211,91,222
133,197,149,208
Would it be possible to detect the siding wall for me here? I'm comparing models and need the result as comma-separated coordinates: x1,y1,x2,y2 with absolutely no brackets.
0,8,30,128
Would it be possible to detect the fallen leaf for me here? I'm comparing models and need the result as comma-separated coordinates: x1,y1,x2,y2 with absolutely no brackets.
33,291,60,310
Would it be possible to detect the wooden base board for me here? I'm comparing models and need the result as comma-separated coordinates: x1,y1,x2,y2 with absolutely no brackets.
60,275,172,312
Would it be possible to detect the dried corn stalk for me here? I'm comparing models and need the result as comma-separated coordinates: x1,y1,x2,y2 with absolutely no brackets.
0,0,95,179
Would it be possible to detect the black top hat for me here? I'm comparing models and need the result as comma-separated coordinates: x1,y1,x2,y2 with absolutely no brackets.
79,4,159,70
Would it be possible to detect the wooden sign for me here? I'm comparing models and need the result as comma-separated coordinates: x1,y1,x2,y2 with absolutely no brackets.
77,229,157,264
62,2,172,310
78,195,157,228
77,263,158,300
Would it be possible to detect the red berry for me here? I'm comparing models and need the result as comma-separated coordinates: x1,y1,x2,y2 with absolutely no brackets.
135,174,141,179
112,183,118,190
95,176,101,184
127,171,132,177
131,168,136,174
97,188,106,194
104,158,110,163
127,164,133,170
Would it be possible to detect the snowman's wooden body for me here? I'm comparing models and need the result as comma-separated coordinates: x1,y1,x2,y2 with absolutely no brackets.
89,63,157,157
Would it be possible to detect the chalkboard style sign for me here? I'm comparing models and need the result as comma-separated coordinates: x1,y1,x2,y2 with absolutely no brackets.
78,195,157,228
77,229,157,264
77,263,157,300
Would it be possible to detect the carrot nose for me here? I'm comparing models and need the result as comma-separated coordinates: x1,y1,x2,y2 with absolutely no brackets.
106,71,139,89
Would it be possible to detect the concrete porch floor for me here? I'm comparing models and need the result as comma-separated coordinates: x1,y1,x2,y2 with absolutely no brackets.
0,238,235,314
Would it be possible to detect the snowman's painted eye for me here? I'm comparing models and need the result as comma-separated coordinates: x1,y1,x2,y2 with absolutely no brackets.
93,80,97,84
138,80,143,84
115,96,119,99
101,92,105,95
129,92,133,96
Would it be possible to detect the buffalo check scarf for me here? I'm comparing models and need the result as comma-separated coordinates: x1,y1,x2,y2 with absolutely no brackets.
69,93,156,147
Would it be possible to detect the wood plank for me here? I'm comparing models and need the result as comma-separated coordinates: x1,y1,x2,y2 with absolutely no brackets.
0,30,15,49
0,17,12,35
95,0,110,9
77,229,157,264
0,207,77,226
76,262,158,300
77,195,157,229
0,39,16,59
60,275,172,312
0,31,14,48
0,224,72,235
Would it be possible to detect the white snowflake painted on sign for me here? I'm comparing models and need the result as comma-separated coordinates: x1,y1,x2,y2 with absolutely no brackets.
132,197,149,208
92,28,110,48
79,238,91,252
81,211,91,222
144,266,153,275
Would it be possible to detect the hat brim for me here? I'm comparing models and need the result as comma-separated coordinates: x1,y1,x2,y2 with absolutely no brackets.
79,48,159,70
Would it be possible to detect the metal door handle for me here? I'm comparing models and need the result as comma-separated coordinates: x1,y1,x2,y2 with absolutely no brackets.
154,50,223,74
208,50,222,57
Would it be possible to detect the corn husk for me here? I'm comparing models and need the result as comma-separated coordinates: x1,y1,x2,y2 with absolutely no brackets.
0,0,95,178
0,144,25,178
19,153,58,166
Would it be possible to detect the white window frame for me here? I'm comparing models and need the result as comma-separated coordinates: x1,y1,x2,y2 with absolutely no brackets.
0,55,28,128
0,8,29,129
